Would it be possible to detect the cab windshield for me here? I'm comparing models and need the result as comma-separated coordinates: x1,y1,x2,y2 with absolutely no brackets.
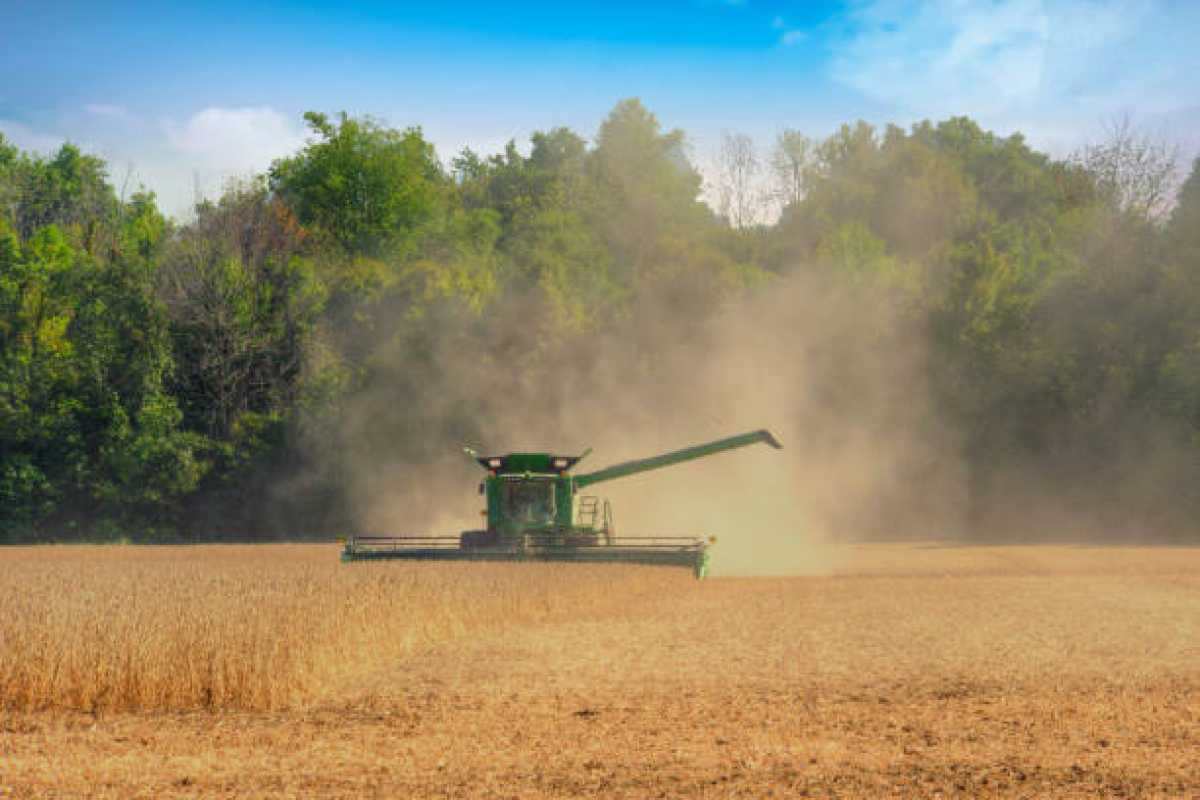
501,479,556,525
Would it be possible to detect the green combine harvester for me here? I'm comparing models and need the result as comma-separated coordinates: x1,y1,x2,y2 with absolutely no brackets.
341,429,782,577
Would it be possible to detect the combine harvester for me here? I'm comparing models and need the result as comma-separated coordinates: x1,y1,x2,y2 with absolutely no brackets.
342,429,781,577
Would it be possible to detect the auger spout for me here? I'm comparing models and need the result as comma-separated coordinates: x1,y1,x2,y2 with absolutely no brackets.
573,429,782,490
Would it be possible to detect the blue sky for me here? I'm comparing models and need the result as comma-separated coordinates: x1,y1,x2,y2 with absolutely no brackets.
2,0,1198,218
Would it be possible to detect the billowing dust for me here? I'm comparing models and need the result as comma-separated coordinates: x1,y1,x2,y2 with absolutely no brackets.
324,270,969,576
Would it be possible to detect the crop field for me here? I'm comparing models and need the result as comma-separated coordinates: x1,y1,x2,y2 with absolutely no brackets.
1,544,1198,798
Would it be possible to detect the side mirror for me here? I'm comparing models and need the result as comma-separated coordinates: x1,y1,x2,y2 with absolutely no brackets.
478,482,485,495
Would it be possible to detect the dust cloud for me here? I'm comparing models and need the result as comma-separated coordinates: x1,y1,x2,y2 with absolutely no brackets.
322,267,970,576
325,242,1200,573
571,275,967,576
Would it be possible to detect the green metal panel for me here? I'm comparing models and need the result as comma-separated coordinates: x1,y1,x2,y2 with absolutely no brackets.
554,476,573,527
495,453,556,474
573,429,782,489
485,475,500,531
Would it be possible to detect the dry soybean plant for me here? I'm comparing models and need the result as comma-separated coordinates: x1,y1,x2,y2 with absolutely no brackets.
0,545,691,711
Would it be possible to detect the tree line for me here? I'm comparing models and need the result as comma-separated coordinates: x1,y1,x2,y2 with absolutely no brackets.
1,100,1198,541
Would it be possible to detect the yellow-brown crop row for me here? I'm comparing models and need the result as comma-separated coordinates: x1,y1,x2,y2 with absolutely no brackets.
0,544,695,711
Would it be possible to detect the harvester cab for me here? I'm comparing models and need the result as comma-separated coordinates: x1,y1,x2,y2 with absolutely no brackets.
342,429,782,578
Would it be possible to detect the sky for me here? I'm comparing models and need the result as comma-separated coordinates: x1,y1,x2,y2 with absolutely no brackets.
2,0,1198,218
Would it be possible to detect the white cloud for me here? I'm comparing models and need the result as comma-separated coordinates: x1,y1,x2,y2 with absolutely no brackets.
164,107,305,173
822,0,1200,165
831,0,1055,115
85,103,131,120
826,0,1172,125
772,14,807,46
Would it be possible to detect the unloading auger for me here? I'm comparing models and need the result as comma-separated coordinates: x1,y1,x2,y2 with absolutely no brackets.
341,429,782,578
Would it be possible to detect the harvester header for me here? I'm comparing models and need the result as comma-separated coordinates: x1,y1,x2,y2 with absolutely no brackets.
343,429,782,577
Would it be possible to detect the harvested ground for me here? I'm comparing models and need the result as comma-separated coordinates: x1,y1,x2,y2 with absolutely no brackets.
1,544,1198,798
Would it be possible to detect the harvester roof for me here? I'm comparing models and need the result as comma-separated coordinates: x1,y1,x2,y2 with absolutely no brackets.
475,453,583,475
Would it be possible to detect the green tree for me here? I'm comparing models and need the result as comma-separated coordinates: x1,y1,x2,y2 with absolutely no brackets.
0,133,18,227
14,144,120,249
1156,158,1200,449
161,179,326,440
588,99,707,283
1169,158,1200,253
0,205,205,538
270,112,447,258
